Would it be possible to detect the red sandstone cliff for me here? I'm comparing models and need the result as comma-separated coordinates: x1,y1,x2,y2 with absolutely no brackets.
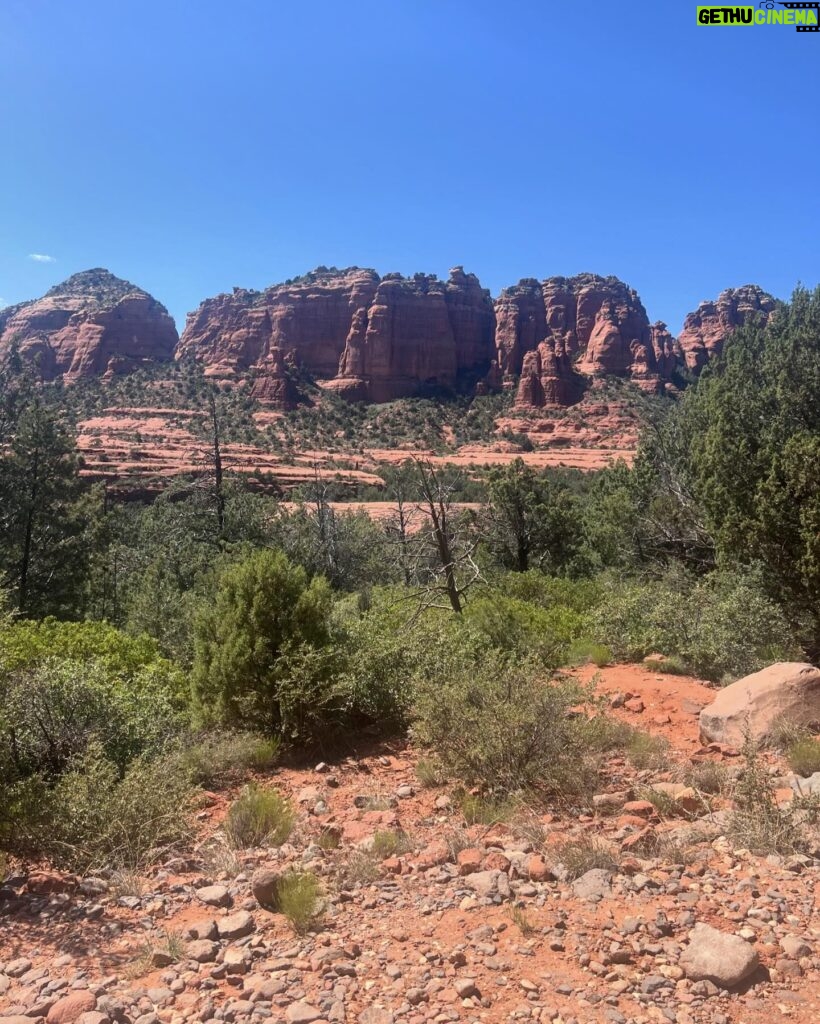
0,269,178,381
676,285,776,371
491,274,678,409
178,266,496,405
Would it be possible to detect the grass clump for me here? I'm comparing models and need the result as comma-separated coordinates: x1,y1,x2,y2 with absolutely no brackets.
224,784,294,849
554,836,619,879
566,640,612,668
272,871,322,934
415,757,444,788
459,792,517,826
182,732,281,787
685,761,728,795
371,829,413,859
786,737,820,778
625,730,670,771
509,904,538,937
337,849,379,888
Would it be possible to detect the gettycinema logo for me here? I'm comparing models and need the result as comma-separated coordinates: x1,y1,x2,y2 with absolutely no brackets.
697,2,820,29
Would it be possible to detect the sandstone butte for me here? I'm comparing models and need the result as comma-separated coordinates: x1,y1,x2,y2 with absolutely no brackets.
0,268,178,382
1,266,777,410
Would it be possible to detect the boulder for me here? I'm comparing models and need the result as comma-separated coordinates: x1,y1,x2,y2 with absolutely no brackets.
679,923,759,987
699,663,820,747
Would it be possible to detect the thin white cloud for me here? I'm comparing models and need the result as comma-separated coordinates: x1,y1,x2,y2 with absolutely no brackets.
28,253,56,263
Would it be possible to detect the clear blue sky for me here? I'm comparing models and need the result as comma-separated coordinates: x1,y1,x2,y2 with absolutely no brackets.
1,0,817,333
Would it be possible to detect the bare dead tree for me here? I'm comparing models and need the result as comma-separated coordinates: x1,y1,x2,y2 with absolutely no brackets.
410,457,482,614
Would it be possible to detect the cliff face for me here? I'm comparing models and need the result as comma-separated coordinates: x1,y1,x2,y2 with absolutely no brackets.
178,266,496,404
676,285,776,371
0,269,178,381
492,274,678,409
3,267,779,413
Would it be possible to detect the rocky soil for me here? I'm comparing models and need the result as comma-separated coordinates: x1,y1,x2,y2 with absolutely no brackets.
2,666,818,1024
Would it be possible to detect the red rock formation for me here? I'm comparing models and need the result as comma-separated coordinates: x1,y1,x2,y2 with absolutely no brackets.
494,274,674,409
676,285,776,371
0,269,178,381
179,266,496,405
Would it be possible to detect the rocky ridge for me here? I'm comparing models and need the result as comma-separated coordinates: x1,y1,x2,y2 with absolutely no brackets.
1,269,778,412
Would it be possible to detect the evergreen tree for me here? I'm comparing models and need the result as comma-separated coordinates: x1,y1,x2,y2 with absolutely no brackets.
0,399,89,617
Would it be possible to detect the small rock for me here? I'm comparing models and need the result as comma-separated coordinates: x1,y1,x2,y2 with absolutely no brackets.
47,992,97,1024
216,910,255,939
195,885,231,908
679,923,759,987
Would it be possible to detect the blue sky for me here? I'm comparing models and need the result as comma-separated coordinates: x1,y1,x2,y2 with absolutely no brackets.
1,0,817,333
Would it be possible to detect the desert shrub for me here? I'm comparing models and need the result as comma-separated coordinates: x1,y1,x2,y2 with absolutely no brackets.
5,744,194,870
415,757,444,788
0,653,185,786
624,730,670,770
566,639,612,668
729,740,817,854
272,871,322,933
554,837,619,879
371,829,413,859
459,792,517,825
224,784,295,849
463,593,589,668
686,761,728,795
335,590,491,733
192,549,341,738
412,656,598,801
787,737,820,778
180,732,281,787
499,572,602,614
592,567,799,682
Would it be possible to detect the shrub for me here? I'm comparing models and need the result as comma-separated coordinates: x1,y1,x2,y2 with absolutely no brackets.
224,785,295,849
371,829,413,859
729,740,818,854
192,550,339,738
459,792,517,825
415,758,443,788
181,732,281,788
7,744,195,870
270,871,322,933
463,594,589,668
787,737,820,778
0,656,185,785
412,656,598,801
566,639,612,668
624,731,670,770
592,568,800,682
554,837,619,879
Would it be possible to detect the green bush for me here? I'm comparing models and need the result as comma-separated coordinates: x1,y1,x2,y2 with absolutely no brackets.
463,593,589,668
181,732,281,788
412,656,598,801
224,784,295,848
5,744,194,870
592,568,800,682
566,639,612,668
192,549,340,738
787,737,820,778
272,871,322,933
0,652,185,785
